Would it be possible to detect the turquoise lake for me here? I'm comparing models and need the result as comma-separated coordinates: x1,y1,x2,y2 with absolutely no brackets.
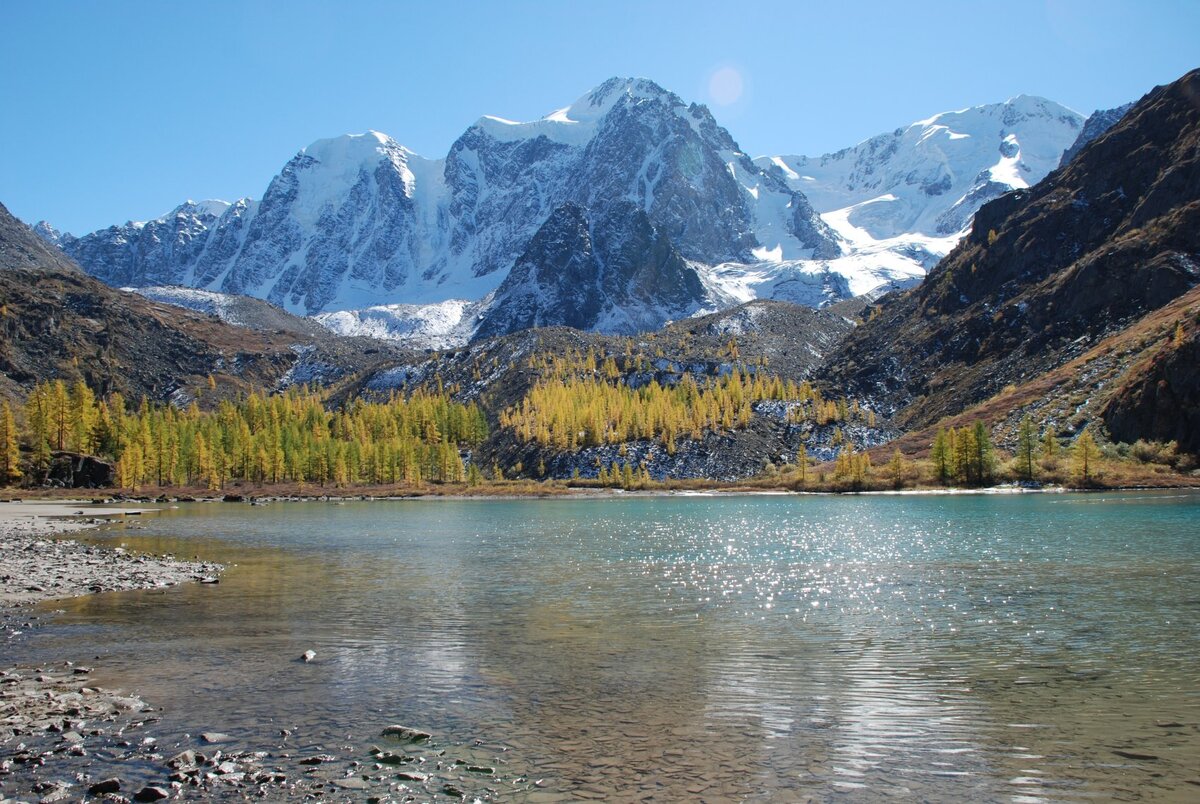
14,490,1200,801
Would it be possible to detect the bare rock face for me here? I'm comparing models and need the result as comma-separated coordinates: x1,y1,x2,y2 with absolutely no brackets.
1059,102,1134,167
1103,323,1200,453
45,452,116,488
473,201,707,339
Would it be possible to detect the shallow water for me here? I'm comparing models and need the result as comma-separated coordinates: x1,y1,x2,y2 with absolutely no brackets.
12,490,1200,800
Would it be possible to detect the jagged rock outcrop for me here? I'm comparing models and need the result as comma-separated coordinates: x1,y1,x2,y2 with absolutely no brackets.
1103,320,1200,453
473,202,706,339
1059,103,1134,167
46,452,116,488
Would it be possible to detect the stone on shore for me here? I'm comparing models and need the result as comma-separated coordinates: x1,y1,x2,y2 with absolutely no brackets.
381,724,431,742
87,777,122,795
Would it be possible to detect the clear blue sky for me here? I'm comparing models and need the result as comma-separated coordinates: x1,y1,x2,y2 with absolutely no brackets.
2,0,1197,234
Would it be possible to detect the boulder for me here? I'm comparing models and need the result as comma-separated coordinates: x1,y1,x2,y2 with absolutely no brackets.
46,452,115,488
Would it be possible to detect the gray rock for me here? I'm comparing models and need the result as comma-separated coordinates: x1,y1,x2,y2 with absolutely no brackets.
167,749,197,768
133,786,170,802
200,732,233,744
380,725,431,742
87,778,122,795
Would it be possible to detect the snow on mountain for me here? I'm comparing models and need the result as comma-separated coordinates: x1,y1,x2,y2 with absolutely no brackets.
722,96,1084,309
314,298,481,350
760,96,1083,238
40,82,1085,347
46,78,838,327
127,285,239,320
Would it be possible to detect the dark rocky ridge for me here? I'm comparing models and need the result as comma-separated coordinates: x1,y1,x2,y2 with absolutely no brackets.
473,202,707,340
1058,102,1134,167
823,69,1200,434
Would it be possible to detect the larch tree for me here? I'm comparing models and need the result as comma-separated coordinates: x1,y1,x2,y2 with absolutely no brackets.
1072,428,1099,485
1,402,21,486
1015,414,1039,481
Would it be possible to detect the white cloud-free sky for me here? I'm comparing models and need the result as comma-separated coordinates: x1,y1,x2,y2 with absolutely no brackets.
2,0,1197,234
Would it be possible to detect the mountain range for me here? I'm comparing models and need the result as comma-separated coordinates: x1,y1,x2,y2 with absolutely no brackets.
36,78,1088,347
4,68,1199,482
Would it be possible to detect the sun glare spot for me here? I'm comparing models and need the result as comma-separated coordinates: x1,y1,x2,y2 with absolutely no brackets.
708,66,744,106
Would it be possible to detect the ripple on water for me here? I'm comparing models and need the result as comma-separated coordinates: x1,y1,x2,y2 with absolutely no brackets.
11,490,1200,801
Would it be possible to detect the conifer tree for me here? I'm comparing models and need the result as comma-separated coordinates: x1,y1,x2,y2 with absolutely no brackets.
930,428,950,484
23,385,52,478
888,449,906,489
69,381,98,453
972,420,994,485
1072,428,1099,485
1015,415,1038,481
1041,428,1058,469
0,402,21,486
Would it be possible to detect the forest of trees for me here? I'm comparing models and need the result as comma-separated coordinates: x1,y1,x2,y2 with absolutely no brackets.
10,380,488,490
501,364,871,454
0,373,1157,493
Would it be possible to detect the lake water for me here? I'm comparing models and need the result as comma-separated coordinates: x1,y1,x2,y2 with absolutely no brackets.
13,490,1200,801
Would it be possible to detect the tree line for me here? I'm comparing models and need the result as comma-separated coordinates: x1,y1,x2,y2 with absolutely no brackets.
4,380,488,490
500,368,871,454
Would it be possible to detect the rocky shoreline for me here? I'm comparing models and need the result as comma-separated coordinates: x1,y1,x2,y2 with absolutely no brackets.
0,508,221,611
0,505,531,802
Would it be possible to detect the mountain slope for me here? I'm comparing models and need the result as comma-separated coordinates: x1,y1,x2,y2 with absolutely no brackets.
472,202,708,340
0,202,407,404
1058,103,1133,167
822,69,1200,434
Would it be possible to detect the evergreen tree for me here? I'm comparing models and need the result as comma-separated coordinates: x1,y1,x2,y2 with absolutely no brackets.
1041,428,1059,469
972,420,994,485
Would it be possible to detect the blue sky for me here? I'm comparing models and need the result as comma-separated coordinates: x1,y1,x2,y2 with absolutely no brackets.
2,0,1197,234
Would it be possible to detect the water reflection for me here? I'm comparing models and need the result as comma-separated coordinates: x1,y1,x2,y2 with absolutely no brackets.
11,491,1199,800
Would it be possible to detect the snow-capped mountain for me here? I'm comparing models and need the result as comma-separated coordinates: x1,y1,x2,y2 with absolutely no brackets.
760,95,1083,238
45,79,837,324
39,80,1086,347
700,95,1084,315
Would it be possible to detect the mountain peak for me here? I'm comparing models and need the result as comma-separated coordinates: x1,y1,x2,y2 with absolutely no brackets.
301,130,406,166
471,77,684,145
178,199,232,218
